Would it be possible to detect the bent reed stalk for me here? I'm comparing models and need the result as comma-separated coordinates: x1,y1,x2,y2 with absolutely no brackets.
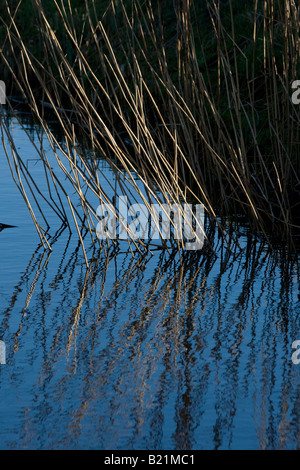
0,0,299,256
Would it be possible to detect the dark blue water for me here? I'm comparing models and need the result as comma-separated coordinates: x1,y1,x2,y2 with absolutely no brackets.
0,112,300,450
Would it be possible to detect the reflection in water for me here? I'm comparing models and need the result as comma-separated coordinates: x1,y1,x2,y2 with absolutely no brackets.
0,111,300,450
0,228,299,449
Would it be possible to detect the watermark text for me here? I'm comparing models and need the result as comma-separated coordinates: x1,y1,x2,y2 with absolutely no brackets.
0,341,6,365
0,81,6,105
96,196,205,250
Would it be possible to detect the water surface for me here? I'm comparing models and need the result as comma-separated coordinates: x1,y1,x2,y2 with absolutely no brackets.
0,111,300,450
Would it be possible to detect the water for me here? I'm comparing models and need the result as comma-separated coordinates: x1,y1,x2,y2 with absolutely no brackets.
0,111,300,450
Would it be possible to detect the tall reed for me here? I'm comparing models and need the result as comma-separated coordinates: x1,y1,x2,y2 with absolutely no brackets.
0,0,299,253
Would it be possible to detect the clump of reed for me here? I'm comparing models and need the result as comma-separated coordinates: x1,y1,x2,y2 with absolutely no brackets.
0,0,299,254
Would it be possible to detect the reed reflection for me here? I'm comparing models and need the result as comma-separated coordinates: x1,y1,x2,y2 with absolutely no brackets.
0,230,300,450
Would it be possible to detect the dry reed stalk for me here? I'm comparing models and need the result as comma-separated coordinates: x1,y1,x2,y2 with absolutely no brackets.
0,0,299,253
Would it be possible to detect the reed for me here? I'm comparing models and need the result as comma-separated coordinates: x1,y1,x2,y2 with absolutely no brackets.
0,0,299,253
